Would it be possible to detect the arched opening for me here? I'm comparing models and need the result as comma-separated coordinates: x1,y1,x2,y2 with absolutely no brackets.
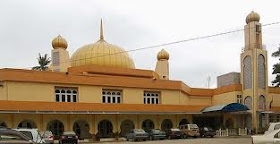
18,120,37,129
244,96,252,110
179,119,189,126
97,120,113,138
47,120,64,139
142,119,154,132
120,120,135,137
243,56,252,89
0,122,7,128
258,54,266,89
161,119,173,131
259,95,266,110
245,115,252,130
225,118,233,129
73,120,90,139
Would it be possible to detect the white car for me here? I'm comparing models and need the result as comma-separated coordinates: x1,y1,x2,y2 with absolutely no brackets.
265,122,280,134
14,128,45,143
252,128,280,144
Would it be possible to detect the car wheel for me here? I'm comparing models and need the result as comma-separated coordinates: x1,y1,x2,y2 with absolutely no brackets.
211,135,214,138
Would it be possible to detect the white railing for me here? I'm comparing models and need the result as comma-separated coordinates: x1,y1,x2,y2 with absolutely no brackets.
216,128,247,137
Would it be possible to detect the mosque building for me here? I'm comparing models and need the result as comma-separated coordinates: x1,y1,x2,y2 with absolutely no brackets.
1,11,280,138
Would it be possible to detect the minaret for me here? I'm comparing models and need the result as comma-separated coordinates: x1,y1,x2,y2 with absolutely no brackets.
241,11,269,133
51,35,71,72
155,49,169,80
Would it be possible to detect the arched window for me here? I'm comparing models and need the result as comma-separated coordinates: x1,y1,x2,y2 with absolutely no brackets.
243,56,252,89
98,120,113,138
18,120,37,129
142,119,154,132
102,90,122,104
0,122,7,128
244,96,252,110
258,54,266,89
259,95,266,110
47,120,64,139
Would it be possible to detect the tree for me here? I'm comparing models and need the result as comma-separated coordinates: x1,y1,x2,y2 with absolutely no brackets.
272,45,280,87
32,53,51,71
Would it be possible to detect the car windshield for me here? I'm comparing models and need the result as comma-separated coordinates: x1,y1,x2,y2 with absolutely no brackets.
19,131,33,140
63,131,76,135
189,124,198,129
153,130,161,133
134,129,145,133
171,129,180,131
275,124,280,130
204,127,209,131
0,134,24,141
41,131,52,137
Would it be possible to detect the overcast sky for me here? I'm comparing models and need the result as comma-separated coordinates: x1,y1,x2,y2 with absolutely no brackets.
0,0,280,88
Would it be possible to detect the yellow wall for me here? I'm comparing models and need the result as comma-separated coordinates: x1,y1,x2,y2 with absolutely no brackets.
188,96,212,105
4,81,195,105
212,91,241,105
123,88,143,104
7,82,54,101
161,90,181,105
79,86,102,103
0,82,6,100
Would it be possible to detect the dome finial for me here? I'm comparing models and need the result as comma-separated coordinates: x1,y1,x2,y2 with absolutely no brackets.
100,19,104,40
52,35,68,49
157,49,169,60
246,11,260,24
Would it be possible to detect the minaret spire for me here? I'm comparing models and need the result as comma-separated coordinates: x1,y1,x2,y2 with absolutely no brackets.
100,19,104,40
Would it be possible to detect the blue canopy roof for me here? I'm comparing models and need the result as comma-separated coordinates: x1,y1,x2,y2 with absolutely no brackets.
201,103,249,113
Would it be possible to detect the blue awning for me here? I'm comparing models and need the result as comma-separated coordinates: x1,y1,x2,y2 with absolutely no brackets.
201,103,249,113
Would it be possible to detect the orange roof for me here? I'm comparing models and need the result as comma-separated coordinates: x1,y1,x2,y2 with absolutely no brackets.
0,68,242,97
0,101,207,114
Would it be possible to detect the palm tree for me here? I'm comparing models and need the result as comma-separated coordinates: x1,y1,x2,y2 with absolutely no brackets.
272,44,280,87
32,53,51,71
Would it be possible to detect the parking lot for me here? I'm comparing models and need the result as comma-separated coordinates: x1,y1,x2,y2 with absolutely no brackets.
81,137,251,144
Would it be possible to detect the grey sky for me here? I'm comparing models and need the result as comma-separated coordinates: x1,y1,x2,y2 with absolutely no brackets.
0,0,280,88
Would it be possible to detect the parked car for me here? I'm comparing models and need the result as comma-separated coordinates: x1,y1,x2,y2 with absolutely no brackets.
0,127,35,144
146,129,166,140
252,128,280,144
14,128,44,143
179,124,200,138
165,128,184,139
125,129,149,141
59,131,78,144
40,130,54,144
199,127,216,138
264,122,280,134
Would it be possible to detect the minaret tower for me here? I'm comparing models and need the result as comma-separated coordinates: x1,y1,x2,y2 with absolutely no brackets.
51,35,71,72
241,11,269,133
155,49,170,80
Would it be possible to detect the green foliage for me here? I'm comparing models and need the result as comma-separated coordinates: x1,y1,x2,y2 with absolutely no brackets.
272,45,280,87
32,53,51,71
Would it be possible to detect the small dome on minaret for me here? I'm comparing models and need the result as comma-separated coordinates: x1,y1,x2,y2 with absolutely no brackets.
52,35,68,49
157,49,169,60
246,11,260,24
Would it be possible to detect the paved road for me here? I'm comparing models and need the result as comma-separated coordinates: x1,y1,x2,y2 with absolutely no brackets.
98,137,252,144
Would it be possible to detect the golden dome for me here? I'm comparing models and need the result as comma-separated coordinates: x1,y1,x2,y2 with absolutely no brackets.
246,11,260,24
157,49,169,60
70,20,135,69
52,35,68,49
